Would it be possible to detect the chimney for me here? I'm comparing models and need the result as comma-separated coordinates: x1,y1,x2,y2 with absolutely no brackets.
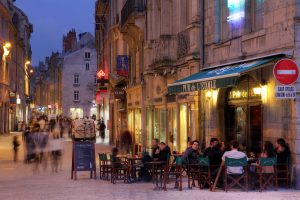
63,29,77,53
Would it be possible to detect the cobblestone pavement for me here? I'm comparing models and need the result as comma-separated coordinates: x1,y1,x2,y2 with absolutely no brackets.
0,133,300,200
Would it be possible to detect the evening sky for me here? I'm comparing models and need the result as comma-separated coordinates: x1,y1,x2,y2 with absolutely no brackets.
15,0,95,66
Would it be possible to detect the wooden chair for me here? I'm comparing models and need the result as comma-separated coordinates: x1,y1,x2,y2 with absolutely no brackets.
187,162,199,189
98,153,111,180
277,156,291,188
224,157,248,192
197,157,212,190
163,157,184,191
187,157,212,190
111,156,130,184
257,157,277,192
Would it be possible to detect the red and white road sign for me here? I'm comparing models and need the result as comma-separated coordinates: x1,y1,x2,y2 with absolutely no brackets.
273,59,299,85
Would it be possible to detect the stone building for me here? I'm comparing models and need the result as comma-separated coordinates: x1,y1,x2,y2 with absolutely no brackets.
61,31,98,119
96,0,300,186
167,0,300,186
95,0,201,152
32,52,63,116
0,0,32,133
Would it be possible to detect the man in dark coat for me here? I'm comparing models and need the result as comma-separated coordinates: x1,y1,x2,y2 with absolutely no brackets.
99,120,106,142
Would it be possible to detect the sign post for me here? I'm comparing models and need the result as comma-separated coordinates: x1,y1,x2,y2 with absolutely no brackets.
274,59,299,99
273,59,299,85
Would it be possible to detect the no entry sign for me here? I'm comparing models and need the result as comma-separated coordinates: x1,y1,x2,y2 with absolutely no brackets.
273,59,299,85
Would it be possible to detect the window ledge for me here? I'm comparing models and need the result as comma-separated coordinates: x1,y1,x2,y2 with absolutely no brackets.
73,100,80,103
242,29,266,42
73,83,80,87
213,39,232,48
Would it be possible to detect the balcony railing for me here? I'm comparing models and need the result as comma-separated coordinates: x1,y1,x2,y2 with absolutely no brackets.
150,35,177,68
177,30,190,58
121,0,146,27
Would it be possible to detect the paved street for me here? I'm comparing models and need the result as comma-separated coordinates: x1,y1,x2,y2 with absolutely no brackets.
0,133,300,200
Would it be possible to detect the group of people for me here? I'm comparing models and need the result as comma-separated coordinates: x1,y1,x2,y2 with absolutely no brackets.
122,137,290,185
181,137,291,188
17,116,64,173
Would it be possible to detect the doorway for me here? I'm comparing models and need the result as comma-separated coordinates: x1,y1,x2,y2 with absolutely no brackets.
225,104,262,153
224,75,263,153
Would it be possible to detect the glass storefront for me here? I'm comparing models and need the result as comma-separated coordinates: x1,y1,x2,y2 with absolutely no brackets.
128,108,142,144
146,107,153,149
225,75,262,153
179,104,187,152
167,107,177,151
70,108,83,119
154,108,166,143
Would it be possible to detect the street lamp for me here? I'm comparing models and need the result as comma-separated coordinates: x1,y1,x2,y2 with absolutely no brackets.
2,42,11,60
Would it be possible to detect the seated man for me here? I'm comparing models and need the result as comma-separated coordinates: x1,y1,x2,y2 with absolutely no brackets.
183,140,200,165
151,138,160,160
203,138,223,175
222,140,247,174
157,142,171,162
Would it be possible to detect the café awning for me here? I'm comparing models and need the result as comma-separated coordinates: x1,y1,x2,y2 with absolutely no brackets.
168,55,284,94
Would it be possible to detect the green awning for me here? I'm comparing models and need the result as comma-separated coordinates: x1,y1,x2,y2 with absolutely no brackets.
168,56,283,94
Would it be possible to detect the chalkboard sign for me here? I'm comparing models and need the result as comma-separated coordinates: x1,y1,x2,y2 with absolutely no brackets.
71,141,96,180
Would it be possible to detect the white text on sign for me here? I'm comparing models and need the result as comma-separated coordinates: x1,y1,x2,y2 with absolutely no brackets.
275,86,296,99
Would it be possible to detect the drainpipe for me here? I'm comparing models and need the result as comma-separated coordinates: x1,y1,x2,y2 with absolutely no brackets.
201,0,205,68
294,0,300,190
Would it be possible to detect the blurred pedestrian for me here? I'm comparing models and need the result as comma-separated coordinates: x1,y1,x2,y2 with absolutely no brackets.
12,136,20,162
99,119,106,142
48,132,63,173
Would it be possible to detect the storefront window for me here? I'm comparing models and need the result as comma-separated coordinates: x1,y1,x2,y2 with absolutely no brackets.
225,75,262,153
134,109,141,144
146,108,153,149
189,104,197,141
179,104,187,152
167,107,177,151
154,108,167,143
128,109,142,144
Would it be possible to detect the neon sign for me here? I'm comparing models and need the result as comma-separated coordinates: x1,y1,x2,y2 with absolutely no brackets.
227,0,245,22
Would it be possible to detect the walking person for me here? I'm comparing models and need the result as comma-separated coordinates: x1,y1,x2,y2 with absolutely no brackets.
99,119,106,142
12,136,20,162
23,127,31,163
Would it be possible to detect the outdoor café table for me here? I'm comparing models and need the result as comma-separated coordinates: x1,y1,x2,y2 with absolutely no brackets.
145,161,167,190
127,155,143,179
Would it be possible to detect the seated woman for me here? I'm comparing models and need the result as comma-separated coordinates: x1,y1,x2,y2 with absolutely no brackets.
111,147,125,169
260,141,276,173
250,141,276,188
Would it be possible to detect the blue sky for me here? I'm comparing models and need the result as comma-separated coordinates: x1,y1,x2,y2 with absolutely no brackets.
15,0,95,66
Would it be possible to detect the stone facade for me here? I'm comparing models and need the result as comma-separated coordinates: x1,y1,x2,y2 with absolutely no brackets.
61,32,97,119
95,0,201,152
200,0,300,187
0,0,32,133
95,0,300,187
32,52,63,116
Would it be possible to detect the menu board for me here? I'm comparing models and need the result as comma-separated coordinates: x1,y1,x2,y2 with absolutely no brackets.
71,141,96,180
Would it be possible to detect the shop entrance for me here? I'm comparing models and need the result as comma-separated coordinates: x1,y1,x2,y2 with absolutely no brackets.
225,104,262,153
224,75,262,154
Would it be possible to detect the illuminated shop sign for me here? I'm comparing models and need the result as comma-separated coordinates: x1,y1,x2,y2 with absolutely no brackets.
227,0,245,22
